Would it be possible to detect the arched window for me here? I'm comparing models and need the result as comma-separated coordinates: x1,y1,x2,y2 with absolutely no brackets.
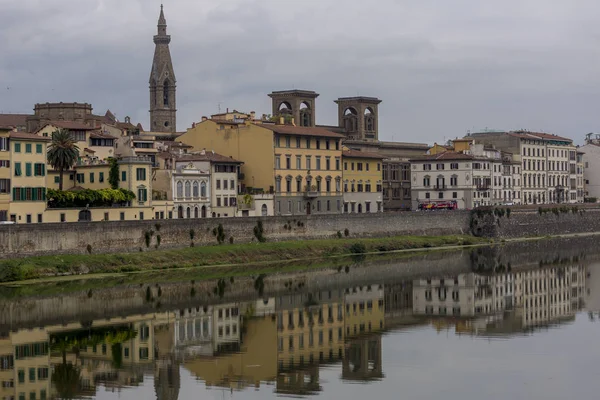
261,204,268,216
200,181,207,197
343,108,358,133
364,108,375,132
177,181,183,198
186,207,191,219
163,80,170,106
193,181,199,198
185,181,191,198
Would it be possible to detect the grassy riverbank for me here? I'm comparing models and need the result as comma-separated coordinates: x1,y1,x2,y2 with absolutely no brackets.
0,235,486,283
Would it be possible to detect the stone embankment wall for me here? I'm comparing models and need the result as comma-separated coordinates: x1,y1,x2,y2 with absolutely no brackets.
0,211,471,257
472,207,600,238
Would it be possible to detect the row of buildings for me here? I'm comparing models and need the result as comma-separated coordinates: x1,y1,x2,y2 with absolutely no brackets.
0,5,595,223
1,262,593,399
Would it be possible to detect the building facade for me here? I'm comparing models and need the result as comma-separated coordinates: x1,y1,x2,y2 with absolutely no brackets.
341,148,384,213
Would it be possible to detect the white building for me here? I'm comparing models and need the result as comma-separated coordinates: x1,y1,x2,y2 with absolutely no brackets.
469,130,583,204
236,193,275,217
410,150,506,210
579,134,600,200
208,151,244,218
172,157,211,219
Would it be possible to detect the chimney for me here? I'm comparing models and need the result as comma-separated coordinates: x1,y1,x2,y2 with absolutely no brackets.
201,116,208,122
279,116,284,125
192,122,196,128
291,117,296,127
226,108,229,113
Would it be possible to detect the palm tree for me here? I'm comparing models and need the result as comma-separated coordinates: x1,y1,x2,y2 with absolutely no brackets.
47,129,79,190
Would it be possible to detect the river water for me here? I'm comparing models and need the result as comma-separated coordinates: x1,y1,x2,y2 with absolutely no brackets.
1,239,599,400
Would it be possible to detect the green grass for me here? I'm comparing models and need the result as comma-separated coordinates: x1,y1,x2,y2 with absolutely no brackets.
0,234,485,284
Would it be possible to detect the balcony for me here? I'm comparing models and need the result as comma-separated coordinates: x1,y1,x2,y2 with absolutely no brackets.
476,184,490,191
434,184,447,190
304,191,319,198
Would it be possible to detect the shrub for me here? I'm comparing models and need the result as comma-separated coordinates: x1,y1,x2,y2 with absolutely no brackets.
349,242,366,254
229,236,234,244
189,229,195,240
344,228,349,237
216,224,225,244
506,208,511,218
155,223,161,232
254,220,266,242
144,231,152,248
47,188,135,208
86,244,92,254
156,235,161,247
337,231,342,239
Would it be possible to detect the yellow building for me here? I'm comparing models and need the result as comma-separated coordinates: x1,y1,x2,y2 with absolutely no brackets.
0,126,11,221
8,132,51,223
177,120,344,216
35,121,116,162
342,147,384,213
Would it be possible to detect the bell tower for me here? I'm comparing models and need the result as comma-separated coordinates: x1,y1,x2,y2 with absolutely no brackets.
335,97,381,141
149,5,177,133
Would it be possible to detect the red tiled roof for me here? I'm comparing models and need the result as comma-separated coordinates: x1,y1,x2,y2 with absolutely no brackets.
177,151,243,164
83,148,96,153
89,131,116,139
39,121,96,131
0,114,29,128
342,149,385,159
10,132,51,141
259,124,344,138
500,131,573,143
409,151,474,162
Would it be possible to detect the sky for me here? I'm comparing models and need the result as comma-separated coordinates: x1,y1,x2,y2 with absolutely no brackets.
1,0,600,144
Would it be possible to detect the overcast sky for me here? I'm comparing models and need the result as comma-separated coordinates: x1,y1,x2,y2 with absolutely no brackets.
1,0,599,144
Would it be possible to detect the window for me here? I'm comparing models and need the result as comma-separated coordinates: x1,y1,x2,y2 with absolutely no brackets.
423,163,431,170
306,138,311,148
230,179,234,190
275,136,281,147
316,140,321,149
223,179,228,190
98,172,104,183
296,156,302,169
306,156,312,170
76,173,84,183
316,157,321,170
357,163,363,171
336,158,340,170
138,188,148,202
0,137,8,151
139,348,149,360
275,156,281,169
285,136,291,147
136,168,146,180
120,212,125,221
14,162,21,176
0,179,9,194
37,214,42,223
296,137,301,148
36,144,43,154
14,143,21,153
25,143,32,153
121,171,126,182
89,172,95,183
450,163,458,169
25,163,31,177
326,158,331,170
286,156,291,169
216,179,221,189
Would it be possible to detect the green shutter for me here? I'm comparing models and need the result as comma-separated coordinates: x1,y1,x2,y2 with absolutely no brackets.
25,163,31,177
14,162,21,176
36,144,42,154
32,188,37,201
122,171,126,182
99,172,104,182
25,144,31,153
144,189,148,201
14,143,20,153
90,173,94,183
12,187,17,201
41,188,46,201
41,164,45,176
20,188,25,201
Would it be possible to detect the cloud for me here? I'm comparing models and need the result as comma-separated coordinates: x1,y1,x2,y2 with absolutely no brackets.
1,0,600,142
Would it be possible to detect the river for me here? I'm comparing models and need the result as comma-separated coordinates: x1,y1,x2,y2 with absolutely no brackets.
0,237,599,400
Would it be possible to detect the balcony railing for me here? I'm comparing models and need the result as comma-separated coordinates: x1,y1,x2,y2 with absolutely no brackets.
476,184,490,191
304,191,319,198
434,184,446,190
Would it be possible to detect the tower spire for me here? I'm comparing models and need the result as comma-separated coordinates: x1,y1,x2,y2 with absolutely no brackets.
149,4,177,133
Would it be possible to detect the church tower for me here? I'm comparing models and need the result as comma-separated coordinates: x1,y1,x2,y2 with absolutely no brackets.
149,5,177,133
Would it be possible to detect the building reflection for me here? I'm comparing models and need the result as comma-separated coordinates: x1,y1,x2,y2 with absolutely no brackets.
413,265,587,336
0,264,591,399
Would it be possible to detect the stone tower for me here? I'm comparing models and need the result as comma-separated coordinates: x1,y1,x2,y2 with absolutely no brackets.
149,5,177,133
268,90,319,127
335,97,382,141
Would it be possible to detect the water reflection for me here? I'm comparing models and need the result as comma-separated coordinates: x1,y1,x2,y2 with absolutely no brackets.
0,262,595,399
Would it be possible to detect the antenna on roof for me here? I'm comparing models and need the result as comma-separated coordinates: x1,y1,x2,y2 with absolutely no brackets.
217,102,222,113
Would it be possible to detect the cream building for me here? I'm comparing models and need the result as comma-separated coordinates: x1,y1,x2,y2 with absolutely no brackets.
172,156,211,219
469,130,583,204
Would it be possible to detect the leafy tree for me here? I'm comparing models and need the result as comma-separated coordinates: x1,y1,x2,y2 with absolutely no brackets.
47,129,79,190
108,157,120,189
